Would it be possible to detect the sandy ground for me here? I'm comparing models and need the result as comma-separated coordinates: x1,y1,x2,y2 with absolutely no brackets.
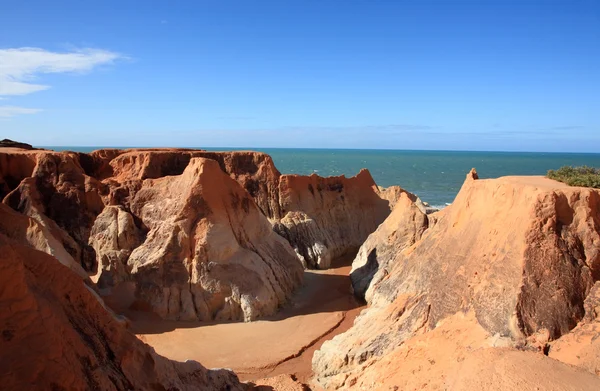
111,255,362,384
490,175,570,188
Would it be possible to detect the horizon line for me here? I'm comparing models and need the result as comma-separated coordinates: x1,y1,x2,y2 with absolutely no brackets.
37,145,600,155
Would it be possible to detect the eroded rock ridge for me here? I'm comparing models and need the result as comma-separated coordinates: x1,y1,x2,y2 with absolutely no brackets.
0,147,395,322
313,170,600,390
0,204,245,391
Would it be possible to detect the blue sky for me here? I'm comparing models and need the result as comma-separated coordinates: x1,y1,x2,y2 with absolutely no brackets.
0,0,598,151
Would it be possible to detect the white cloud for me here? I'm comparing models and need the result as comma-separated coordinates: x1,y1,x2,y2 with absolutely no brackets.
0,47,122,96
0,106,42,118
1,80,49,96
0,47,122,118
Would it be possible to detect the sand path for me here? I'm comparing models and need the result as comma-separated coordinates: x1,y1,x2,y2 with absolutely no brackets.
121,256,362,383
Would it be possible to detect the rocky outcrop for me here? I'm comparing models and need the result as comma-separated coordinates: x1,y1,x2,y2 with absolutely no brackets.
89,205,144,290
197,151,283,221
0,139,34,149
274,170,396,269
0,149,37,200
549,280,600,376
313,170,600,389
92,149,283,219
0,145,397,320
0,233,245,391
109,157,303,321
3,150,105,273
317,311,600,390
0,202,88,278
0,147,304,322
102,149,395,270
350,191,429,299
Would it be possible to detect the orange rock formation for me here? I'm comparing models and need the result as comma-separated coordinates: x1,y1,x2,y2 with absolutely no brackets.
313,170,600,389
274,170,395,269
0,204,244,390
6,142,596,390
0,148,305,322
0,147,393,323
350,190,429,299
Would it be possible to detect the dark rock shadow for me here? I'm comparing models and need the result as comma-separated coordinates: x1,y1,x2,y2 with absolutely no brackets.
350,248,379,302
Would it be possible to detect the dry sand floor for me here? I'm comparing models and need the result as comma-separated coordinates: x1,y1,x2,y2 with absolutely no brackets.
112,256,362,384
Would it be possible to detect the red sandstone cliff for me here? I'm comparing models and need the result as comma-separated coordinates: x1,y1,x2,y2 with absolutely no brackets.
98,149,396,270
4,144,600,389
350,190,429,299
313,170,600,389
274,170,396,269
98,157,303,321
0,147,393,322
0,148,303,322
0,206,245,390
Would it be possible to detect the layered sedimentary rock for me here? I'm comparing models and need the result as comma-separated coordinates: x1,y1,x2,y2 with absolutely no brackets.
0,147,304,322
0,143,398,321
549,280,600,375
321,311,600,390
274,170,396,269
0,145,395,320
0,232,245,390
0,202,88,278
2,149,105,272
350,190,429,299
313,170,600,389
107,157,303,321
94,148,283,220
76,147,390,271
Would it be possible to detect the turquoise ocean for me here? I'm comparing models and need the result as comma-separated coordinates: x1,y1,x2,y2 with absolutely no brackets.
45,147,600,207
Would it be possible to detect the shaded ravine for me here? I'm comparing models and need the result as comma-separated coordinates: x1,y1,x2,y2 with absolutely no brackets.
107,254,362,385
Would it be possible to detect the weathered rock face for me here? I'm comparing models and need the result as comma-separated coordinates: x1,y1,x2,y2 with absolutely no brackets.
0,147,304,322
350,191,429,299
104,149,395,270
319,311,600,391
112,157,303,321
89,205,144,290
0,149,37,202
313,170,600,389
549,280,600,376
0,202,88,279
196,151,283,221
0,233,245,391
98,149,283,220
274,170,396,269
0,145,395,320
2,149,105,273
